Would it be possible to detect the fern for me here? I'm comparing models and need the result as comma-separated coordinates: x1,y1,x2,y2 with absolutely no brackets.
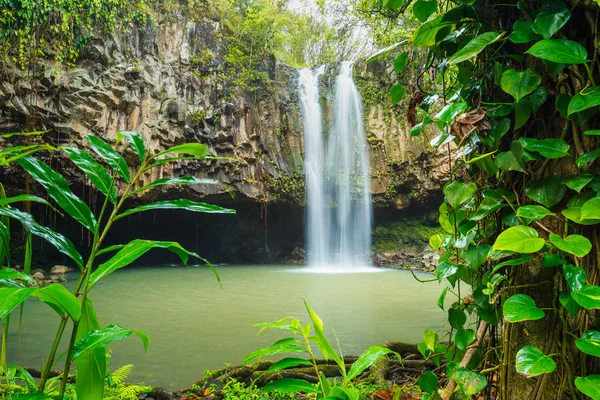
105,364,152,400
111,364,134,386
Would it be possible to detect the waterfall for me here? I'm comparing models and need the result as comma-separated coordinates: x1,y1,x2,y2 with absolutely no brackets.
300,62,372,269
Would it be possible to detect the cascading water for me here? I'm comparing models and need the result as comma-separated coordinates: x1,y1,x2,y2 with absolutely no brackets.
299,62,373,269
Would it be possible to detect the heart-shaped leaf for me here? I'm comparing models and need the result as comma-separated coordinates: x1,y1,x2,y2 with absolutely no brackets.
564,264,586,292
393,52,409,73
568,86,600,116
572,285,600,309
504,294,545,322
518,137,569,159
448,307,466,329
443,180,477,210
391,84,406,104
417,371,438,394
564,175,594,193
526,39,588,64
516,205,555,220
516,346,556,376
543,254,566,268
575,375,600,400
495,141,525,172
412,16,454,47
508,21,540,43
576,331,600,357
549,233,592,257
500,68,542,103
581,197,600,220
448,32,504,64
493,226,545,253
576,149,600,169
525,177,566,208
455,328,476,351
461,245,491,269
562,192,600,225
532,9,571,39
412,0,437,22
559,292,582,317
454,367,487,396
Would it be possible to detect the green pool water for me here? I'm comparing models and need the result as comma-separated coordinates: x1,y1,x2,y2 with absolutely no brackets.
7,265,447,390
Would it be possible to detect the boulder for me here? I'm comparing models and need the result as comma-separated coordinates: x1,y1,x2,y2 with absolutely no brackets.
32,271,45,281
50,265,69,274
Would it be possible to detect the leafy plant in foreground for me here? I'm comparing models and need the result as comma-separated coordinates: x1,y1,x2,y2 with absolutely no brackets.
243,300,400,400
0,131,234,399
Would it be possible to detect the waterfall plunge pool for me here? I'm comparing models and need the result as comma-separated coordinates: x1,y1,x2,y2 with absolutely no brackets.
7,265,447,390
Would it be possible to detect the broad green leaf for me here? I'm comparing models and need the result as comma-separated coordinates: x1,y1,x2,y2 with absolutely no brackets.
71,324,149,361
116,131,146,163
429,233,444,250
564,174,594,193
493,226,545,253
423,328,438,352
393,52,408,73
504,294,545,322
130,176,218,196
581,197,600,220
417,371,438,394
89,240,203,287
559,292,582,317
575,375,600,400
347,346,399,380
267,358,312,372
514,98,532,129
85,134,130,183
518,137,569,159
448,308,466,329
385,0,406,9
438,287,448,310
304,301,343,368
495,141,525,172
549,233,592,257
0,194,51,207
435,102,468,125
0,267,35,285
515,346,556,376
244,338,306,364
448,32,504,64
509,21,539,43
585,130,600,135
490,255,534,274
454,367,487,396
32,284,81,320
412,16,454,47
115,199,235,220
455,328,476,351
563,264,586,292
470,194,508,221
572,285,600,309
526,39,588,64
530,87,548,114
461,245,490,269
75,298,106,400
543,254,566,268
430,130,455,147
576,331,600,357
516,205,555,220
365,40,407,64
0,287,37,320
155,143,210,158
443,180,477,210
562,192,600,225
489,118,511,141
436,261,458,280
391,84,406,104
0,207,83,269
63,147,116,204
525,177,566,208
568,86,600,116
500,68,542,103
262,378,318,394
412,0,437,22
576,149,600,169
17,156,97,232
532,9,571,39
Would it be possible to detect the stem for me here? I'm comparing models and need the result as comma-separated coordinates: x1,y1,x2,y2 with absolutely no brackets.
584,62,596,86
1,314,9,370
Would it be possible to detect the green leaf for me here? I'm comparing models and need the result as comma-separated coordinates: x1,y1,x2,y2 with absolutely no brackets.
63,147,116,204
423,328,439,352
116,131,146,163
116,199,235,220
543,254,566,268
526,39,588,64
525,177,566,208
412,16,454,47
500,68,542,103
530,87,548,114
365,40,407,64
549,233,592,257
576,148,600,169
0,207,83,269
436,261,459,280
71,324,149,361
17,156,97,232
393,52,408,73
89,240,203,287
455,328,476,351
391,84,406,104
576,331,600,357
155,143,210,158
504,294,545,322
516,205,555,220
267,358,312,372
514,98,532,129
585,130,600,135
85,134,130,183
581,197,600,220
435,102,468,125
32,284,81,320
262,378,318,394
564,264,586,292
304,301,343,368
493,226,545,253
575,375,600,400
568,86,600,116
130,176,218,196
412,0,437,22
572,285,600,309
495,141,525,172
518,137,569,159
417,371,438,394
0,194,51,207
490,255,534,274
515,346,556,376
564,175,594,193
244,338,306,364
75,298,106,400
559,292,582,317
438,287,448,310
0,287,37,320
532,9,571,39
448,308,466,329
562,192,600,225
0,267,35,285
448,32,504,64
509,21,540,43
347,346,399,380
461,245,490,269
443,180,477,210
454,367,487,396
385,0,406,9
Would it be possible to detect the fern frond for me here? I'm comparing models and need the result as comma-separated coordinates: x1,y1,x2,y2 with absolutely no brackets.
111,364,134,386
117,384,152,400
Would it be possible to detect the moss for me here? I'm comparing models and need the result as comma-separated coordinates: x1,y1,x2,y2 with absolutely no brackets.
268,169,305,204
373,212,441,251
